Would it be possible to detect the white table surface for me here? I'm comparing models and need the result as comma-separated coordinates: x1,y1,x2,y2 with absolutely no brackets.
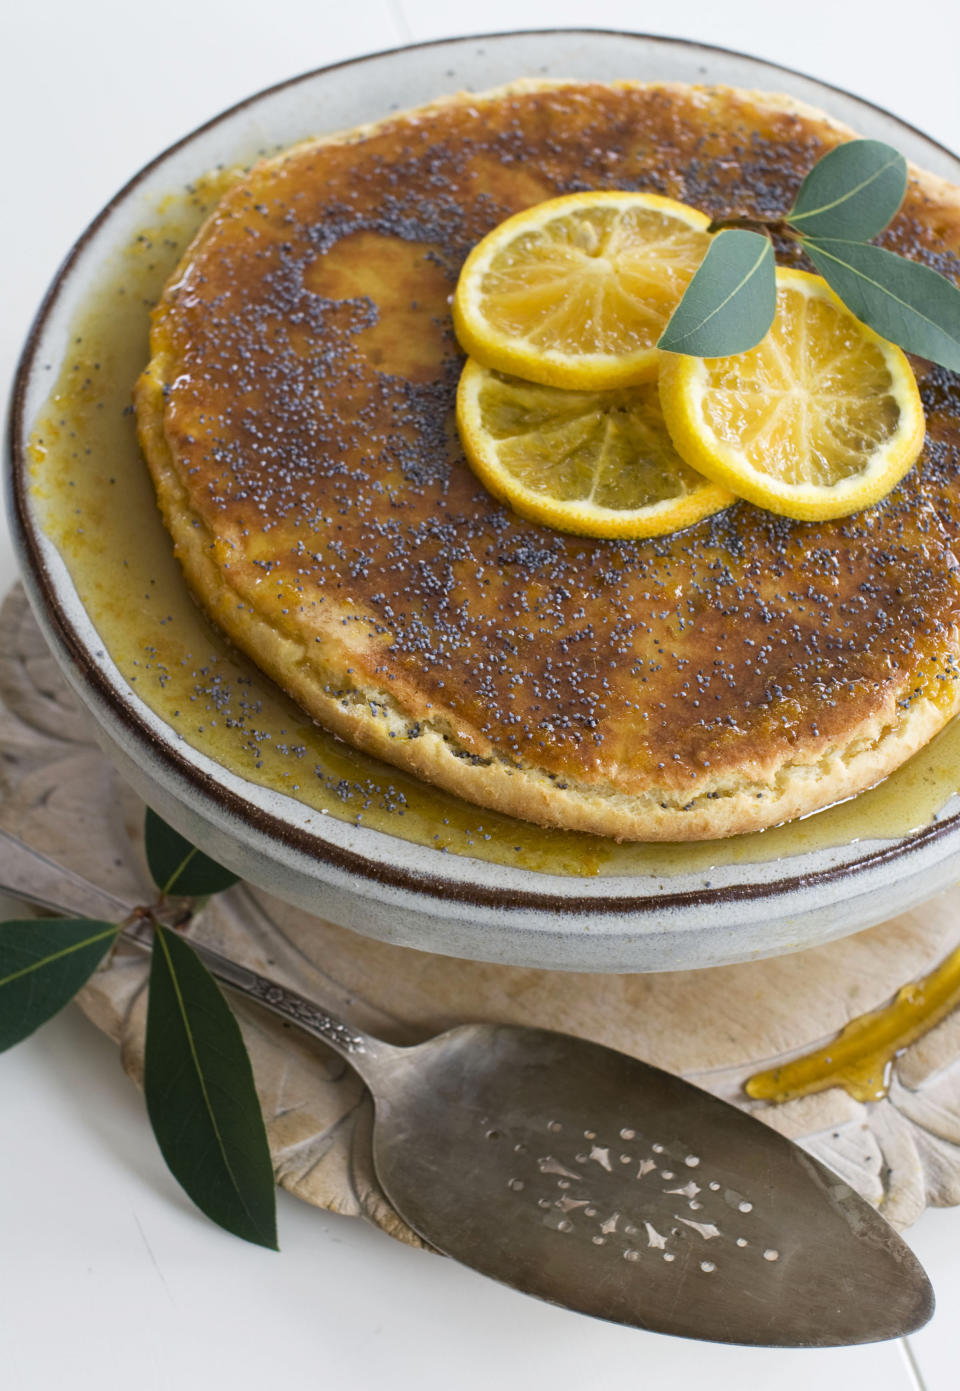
3,3,960,1386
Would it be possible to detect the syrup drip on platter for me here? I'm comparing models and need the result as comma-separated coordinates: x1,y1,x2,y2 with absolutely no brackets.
747,939,960,1103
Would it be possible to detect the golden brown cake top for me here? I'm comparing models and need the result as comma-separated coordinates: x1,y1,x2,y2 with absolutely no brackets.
143,83,960,828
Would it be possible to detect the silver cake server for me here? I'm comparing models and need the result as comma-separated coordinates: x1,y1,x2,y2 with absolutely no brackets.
0,826,933,1347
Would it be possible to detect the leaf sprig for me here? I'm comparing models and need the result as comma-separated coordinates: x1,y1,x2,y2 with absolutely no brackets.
658,139,960,369
0,813,277,1249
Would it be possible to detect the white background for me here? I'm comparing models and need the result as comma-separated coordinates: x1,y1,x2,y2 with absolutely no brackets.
3,3,960,1387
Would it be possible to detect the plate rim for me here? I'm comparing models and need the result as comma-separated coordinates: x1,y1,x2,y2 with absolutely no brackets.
8,25,960,920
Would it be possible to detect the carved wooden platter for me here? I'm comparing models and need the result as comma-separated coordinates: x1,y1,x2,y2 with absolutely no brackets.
3,584,960,1237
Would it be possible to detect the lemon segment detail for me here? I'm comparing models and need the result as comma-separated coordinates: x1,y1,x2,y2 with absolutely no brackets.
456,360,734,539
658,267,926,521
453,192,712,389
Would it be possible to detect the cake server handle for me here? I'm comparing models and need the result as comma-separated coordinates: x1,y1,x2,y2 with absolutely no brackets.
0,826,391,1077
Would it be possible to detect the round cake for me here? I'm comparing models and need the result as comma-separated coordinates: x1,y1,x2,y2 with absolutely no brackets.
135,80,960,840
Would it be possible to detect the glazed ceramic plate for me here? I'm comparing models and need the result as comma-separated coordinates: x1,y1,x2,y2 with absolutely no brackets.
8,30,960,971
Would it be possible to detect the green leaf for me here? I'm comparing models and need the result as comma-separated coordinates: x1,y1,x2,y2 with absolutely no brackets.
0,918,119,1051
804,238,960,371
144,808,240,897
657,230,776,356
144,924,278,1249
788,140,907,241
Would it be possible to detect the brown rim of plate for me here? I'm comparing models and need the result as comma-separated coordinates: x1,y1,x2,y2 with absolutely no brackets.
7,28,960,918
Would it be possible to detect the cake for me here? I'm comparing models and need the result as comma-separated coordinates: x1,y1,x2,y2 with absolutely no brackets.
134,80,960,840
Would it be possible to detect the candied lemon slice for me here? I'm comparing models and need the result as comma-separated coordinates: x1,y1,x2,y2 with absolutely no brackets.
658,267,926,521
453,192,712,389
456,359,734,539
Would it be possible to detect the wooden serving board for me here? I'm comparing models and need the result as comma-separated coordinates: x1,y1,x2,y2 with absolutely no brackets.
3,584,960,1237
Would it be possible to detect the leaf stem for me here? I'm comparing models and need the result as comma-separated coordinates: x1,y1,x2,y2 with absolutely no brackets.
705,215,793,238
122,901,195,948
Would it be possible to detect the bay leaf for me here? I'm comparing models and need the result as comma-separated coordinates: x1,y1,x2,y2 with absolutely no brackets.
804,238,960,372
145,807,240,897
145,924,278,1248
0,918,119,1051
657,229,776,357
789,140,907,241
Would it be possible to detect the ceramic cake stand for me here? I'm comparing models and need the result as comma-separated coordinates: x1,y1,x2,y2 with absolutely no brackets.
3,585,960,1237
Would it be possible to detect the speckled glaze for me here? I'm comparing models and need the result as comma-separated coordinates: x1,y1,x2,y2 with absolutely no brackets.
8,30,960,971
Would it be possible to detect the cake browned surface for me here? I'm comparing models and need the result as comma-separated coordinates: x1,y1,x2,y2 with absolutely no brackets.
135,81,960,840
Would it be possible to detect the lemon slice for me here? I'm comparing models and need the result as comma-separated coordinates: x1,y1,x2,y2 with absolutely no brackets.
456,359,734,539
658,268,925,521
453,192,712,389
